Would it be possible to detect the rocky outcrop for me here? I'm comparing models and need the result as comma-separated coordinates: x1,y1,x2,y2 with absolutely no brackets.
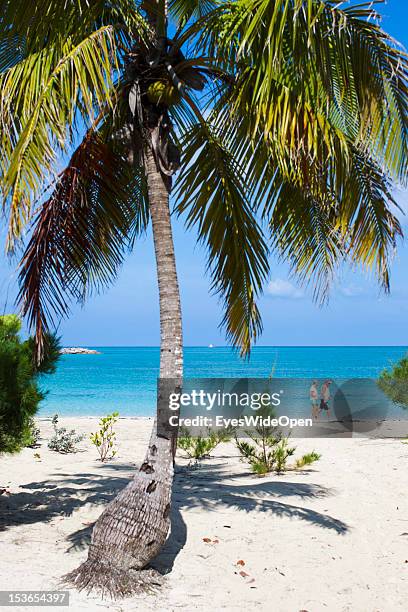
60,347,101,355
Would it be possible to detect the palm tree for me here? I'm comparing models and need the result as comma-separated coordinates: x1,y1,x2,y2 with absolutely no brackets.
0,0,407,596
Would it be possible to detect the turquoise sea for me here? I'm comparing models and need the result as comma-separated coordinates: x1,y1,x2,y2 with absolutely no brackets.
39,346,408,416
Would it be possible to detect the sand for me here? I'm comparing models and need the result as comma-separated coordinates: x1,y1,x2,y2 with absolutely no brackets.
0,417,407,612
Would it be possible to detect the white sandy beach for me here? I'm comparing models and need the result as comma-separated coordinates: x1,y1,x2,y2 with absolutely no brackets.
0,417,407,612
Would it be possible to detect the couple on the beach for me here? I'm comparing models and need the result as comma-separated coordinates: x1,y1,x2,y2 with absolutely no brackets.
310,380,332,420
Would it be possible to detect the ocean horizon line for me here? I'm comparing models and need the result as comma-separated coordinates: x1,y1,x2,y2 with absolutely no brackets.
60,344,408,349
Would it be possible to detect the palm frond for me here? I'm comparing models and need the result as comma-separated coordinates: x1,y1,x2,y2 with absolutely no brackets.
0,26,121,249
175,121,269,356
342,148,402,291
187,0,406,306
169,0,218,26
0,0,150,57
0,0,153,250
199,0,408,185
17,127,148,360
264,150,402,301
4,0,407,362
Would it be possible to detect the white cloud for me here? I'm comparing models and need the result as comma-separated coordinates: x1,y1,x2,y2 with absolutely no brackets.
266,278,304,299
339,285,365,298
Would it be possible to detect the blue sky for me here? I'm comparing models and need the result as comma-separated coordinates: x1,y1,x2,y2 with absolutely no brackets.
1,0,408,347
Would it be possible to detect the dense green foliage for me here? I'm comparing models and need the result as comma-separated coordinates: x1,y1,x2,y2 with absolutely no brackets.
378,355,408,409
0,315,60,453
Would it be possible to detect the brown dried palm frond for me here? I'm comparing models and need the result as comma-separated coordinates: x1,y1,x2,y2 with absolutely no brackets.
18,128,148,360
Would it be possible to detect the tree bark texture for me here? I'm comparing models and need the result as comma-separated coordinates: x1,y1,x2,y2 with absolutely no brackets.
64,143,183,597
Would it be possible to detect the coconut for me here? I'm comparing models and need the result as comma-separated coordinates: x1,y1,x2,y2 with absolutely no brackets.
147,80,180,105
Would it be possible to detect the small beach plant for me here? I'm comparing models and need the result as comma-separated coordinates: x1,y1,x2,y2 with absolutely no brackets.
90,412,119,462
235,405,320,475
177,427,232,461
24,418,41,448
295,451,322,469
273,438,296,474
235,405,296,475
48,414,84,453
236,436,294,475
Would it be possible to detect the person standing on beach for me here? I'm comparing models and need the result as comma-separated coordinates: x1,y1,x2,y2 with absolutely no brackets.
320,380,332,418
309,381,319,420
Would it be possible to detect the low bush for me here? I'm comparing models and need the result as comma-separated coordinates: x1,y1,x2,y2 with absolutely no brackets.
48,414,84,453
90,412,119,462
236,436,296,475
24,418,41,448
235,405,320,475
294,451,321,469
177,427,232,461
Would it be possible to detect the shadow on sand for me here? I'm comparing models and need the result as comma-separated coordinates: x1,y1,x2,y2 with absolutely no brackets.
0,458,348,573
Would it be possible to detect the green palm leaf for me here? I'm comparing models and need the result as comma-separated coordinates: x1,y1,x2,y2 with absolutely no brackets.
199,0,408,184
266,178,343,301
264,148,401,300
343,148,402,290
0,25,121,248
170,0,218,26
175,120,269,355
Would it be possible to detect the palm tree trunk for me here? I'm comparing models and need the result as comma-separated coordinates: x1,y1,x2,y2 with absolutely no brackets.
65,145,183,597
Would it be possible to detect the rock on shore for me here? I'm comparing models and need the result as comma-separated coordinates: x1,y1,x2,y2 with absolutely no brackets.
59,347,101,355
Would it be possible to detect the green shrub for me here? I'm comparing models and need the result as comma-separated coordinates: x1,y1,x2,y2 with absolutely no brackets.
236,435,296,474
48,414,84,453
177,427,232,460
0,315,60,453
24,418,41,448
90,412,119,462
235,405,320,475
378,355,408,409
